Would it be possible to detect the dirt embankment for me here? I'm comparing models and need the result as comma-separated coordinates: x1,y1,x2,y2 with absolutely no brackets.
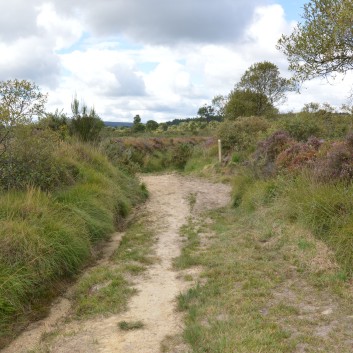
2,174,230,353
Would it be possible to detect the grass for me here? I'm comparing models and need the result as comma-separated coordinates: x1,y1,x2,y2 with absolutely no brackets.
281,176,353,275
175,195,353,352
71,212,156,318
118,320,144,330
0,143,147,348
173,218,201,270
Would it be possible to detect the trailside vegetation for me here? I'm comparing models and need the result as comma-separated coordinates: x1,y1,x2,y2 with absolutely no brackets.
0,80,147,347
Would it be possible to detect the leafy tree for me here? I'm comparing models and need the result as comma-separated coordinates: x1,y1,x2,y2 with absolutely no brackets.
277,0,353,81
236,61,295,106
224,89,277,120
212,95,227,118
0,80,47,189
197,95,227,122
146,120,159,131
132,114,145,132
133,114,141,124
158,123,168,132
301,102,320,113
197,105,215,122
70,97,104,142
0,79,47,156
40,109,69,140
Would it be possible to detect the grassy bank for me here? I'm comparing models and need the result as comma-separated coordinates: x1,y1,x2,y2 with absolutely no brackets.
175,185,353,352
0,143,147,348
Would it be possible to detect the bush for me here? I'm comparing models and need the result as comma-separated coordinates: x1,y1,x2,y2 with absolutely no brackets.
252,131,295,177
218,116,270,152
0,127,78,190
171,143,193,169
276,137,322,172
312,134,353,182
281,113,321,141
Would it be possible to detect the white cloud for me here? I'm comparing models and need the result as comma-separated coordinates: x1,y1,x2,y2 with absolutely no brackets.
0,0,41,42
1,1,352,122
0,36,60,87
55,0,263,45
36,3,84,51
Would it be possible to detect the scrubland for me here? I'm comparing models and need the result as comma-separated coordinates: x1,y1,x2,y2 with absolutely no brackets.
1,107,353,352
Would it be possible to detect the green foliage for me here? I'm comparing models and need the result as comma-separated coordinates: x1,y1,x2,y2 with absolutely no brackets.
73,267,134,317
284,176,353,275
70,98,104,142
0,80,48,184
101,137,209,173
277,0,353,81
0,79,47,128
218,116,270,152
118,320,144,330
276,110,352,140
232,172,255,208
132,114,145,133
280,114,321,140
184,142,219,175
197,95,227,122
171,143,194,169
145,120,159,131
0,126,78,191
225,89,276,120
41,109,69,140
236,61,295,106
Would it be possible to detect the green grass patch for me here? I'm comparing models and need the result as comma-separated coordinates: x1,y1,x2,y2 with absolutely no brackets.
118,320,144,330
173,219,201,270
176,200,353,352
71,213,156,318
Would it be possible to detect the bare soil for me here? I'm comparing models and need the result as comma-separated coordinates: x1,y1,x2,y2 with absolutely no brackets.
1,174,230,353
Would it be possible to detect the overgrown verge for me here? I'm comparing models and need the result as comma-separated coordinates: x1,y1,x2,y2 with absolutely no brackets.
0,142,147,348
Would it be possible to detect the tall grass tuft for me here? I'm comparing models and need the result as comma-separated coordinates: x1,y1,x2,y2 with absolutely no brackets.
283,176,353,275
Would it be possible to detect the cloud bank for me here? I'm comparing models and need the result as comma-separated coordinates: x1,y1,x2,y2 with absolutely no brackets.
0,1,352,122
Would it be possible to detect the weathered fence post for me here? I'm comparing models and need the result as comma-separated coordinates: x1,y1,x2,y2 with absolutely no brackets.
218,139,222,163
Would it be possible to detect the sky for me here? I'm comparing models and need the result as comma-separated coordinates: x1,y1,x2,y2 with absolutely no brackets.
1,0,352,122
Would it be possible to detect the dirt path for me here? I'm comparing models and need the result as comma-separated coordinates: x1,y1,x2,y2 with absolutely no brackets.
2,174,230,353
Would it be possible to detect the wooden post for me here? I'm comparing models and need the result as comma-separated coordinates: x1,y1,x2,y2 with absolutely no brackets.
218,139,222,163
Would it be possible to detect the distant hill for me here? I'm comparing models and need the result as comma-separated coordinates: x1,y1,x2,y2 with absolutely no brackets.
104,121,133,127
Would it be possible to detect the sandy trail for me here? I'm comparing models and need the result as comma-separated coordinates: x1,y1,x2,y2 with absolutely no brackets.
2,174,230,353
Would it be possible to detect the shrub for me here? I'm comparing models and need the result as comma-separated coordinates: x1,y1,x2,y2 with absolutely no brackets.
218,116,270,152
0,126,78,190
171,143,193,169
312,135,353,182
252,131,295,177
276,137,322,172
281,113,321,141
70,98,104,142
